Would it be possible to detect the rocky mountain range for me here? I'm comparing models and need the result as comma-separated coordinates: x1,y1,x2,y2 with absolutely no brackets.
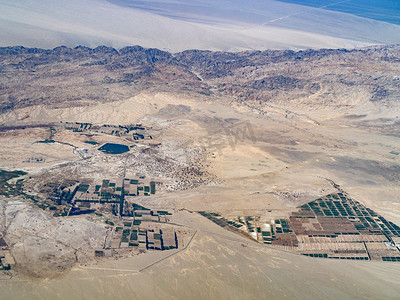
1,45,400,115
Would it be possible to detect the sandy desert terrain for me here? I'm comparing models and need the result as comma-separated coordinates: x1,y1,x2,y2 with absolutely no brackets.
0,45,399,298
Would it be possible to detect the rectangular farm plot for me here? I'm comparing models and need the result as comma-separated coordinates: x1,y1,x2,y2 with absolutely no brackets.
112,204,178,252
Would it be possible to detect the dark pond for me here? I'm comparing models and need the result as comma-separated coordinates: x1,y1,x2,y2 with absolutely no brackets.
98,143,130,154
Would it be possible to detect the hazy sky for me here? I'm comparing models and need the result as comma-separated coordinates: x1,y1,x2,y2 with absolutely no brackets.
0,0,399,51
107,0,400,25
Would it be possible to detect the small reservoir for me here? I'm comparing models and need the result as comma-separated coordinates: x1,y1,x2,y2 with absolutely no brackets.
98,143,130,154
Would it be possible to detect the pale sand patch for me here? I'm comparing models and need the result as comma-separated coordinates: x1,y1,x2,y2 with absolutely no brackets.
0,92,201,126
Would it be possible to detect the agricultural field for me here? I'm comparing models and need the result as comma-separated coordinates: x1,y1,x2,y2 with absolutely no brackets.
202,193,400,261
50,178,157,216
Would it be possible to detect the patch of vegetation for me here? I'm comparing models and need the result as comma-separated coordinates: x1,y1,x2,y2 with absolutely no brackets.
84,141,99,145
77,184,89,192
198,211,221,218
130,231,138,241
37,139,55,143
133,203,150,210
121,229,131,242
228,220,242,228
105,219,114,226
0,169,27,193
157,210,172,215
0,169,38,202
150,181,156,194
